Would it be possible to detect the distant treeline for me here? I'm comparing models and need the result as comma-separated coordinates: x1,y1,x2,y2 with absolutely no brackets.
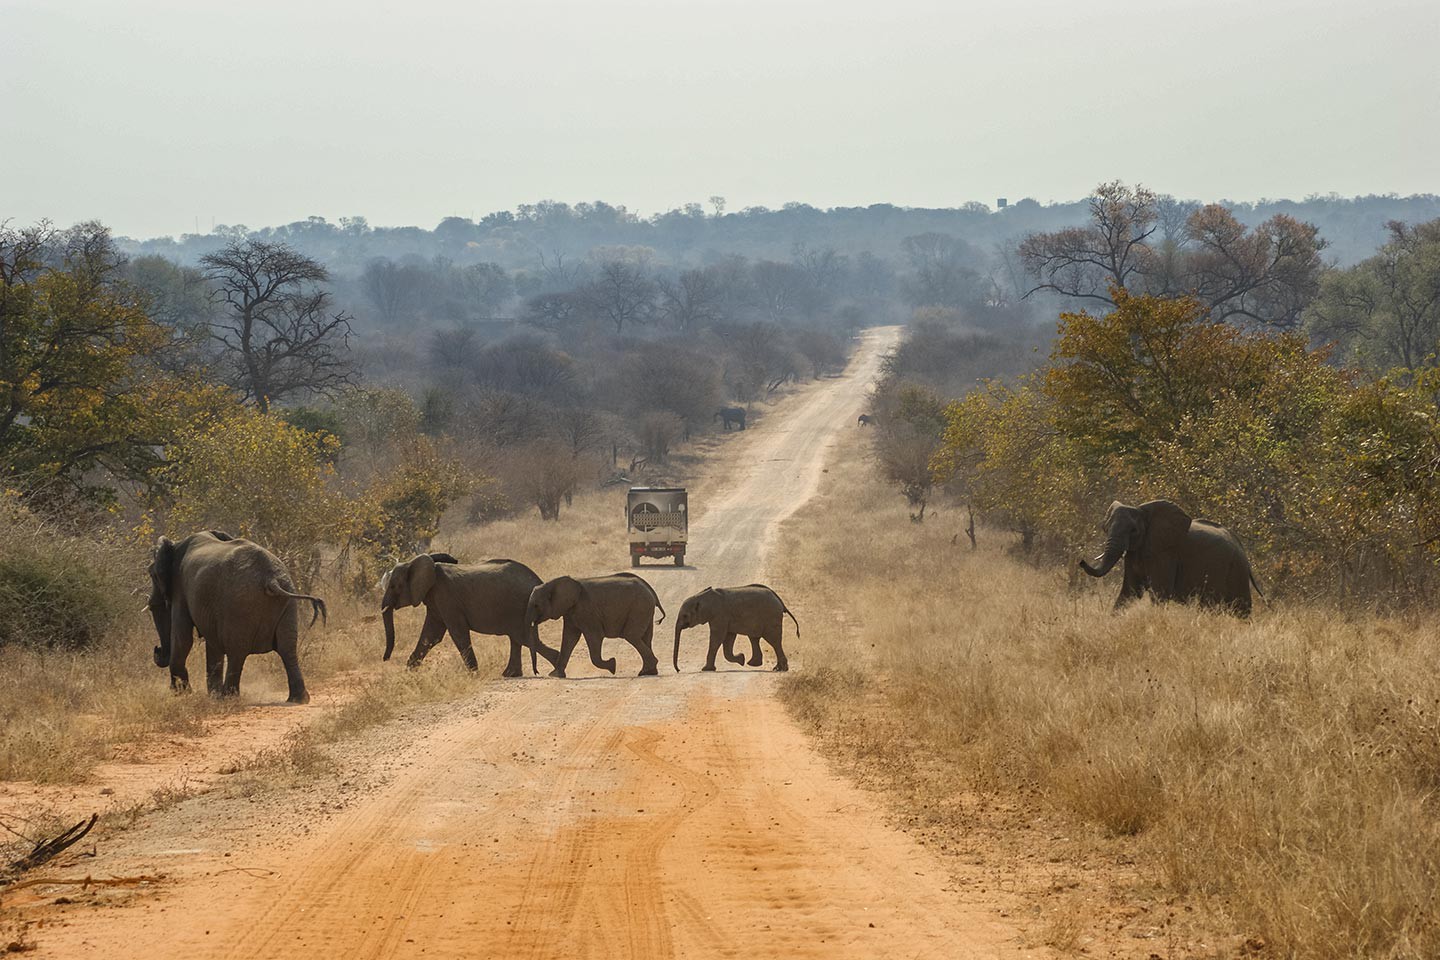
119,193,1440,279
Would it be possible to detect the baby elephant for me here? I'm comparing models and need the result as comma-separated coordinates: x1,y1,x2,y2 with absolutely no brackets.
526,573,666,677
673,584,798,672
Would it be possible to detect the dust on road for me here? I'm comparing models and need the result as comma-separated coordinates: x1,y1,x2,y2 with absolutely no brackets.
28,328,1042,959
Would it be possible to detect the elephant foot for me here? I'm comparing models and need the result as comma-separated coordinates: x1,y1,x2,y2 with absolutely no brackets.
549,667,567,679
406,658,423,670
501,666,522,678
701,663,717,672
773,663,788,672
639,665,659,677
602,658,617,674
747,657,763,667
287,690,311,704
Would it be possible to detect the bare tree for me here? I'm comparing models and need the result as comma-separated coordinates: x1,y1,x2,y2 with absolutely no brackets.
201,240,356,412
508,441,582,520
658,268,725,331
360,257,426,324
1018,181,1160,305
584,259,657,334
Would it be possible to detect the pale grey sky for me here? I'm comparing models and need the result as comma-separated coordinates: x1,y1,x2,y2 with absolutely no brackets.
3,0,1436,238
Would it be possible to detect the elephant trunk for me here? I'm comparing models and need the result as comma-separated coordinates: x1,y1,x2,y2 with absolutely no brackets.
150,605,170,668
1080,533,1125,578
673,622,683,672
382,605,396,661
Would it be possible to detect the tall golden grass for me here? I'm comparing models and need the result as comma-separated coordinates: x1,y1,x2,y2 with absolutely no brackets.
776,443,1440,959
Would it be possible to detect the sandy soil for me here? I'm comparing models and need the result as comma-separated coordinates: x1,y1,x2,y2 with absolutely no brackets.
9,328,1050,959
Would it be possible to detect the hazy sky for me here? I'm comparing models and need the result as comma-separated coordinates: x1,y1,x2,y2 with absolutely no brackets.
4,0,1436,238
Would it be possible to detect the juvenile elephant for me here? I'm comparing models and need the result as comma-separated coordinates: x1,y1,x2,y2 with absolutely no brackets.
147,530,324,703
715,407,746,431
380,555,561,677
526,573,666,677
857,414,874,426
1079,499,1261,615
673,584,799,672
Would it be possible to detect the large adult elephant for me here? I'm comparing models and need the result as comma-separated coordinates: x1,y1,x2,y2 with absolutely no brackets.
672,584,798,672
1079,500,1261,615
147,530,325,703
526,573,665,677
380,555,561,677
715,407,746,431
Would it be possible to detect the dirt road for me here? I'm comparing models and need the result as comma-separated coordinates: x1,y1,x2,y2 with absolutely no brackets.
27,328,1038,959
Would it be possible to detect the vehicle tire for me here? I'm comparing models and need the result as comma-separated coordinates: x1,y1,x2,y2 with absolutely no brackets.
675,553,684,567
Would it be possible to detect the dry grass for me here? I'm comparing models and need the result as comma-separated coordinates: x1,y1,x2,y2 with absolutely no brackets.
775,442,1440,960
0,443,717,787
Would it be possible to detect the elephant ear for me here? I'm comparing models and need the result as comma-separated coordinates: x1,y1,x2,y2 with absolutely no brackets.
152,537,177,603
1139,500,1192,558
405,554,438,606
554,576,585,613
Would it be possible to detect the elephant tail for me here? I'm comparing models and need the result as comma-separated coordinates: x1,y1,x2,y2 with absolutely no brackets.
1249,569,1267,606
266,579,328,627
782,602,799,636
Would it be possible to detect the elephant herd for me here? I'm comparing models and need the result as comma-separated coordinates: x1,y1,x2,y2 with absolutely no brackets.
145,497,1259,702
146,531,799,701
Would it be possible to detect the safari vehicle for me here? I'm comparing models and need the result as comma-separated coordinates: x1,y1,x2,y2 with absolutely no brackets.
628,486,688,566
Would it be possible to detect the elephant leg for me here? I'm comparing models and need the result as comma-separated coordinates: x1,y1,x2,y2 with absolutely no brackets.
629,622,659,677
768,633,789,672
169,607,195,692
721,629,745,666
276,642,310,704
583,631,617,675
447,627,479,672
221,652,247,697
746,635,763,667
204,639,224,695
1114,563,1146,610
552,620,583,678
502,636,524,678
703,626,725,671
407,608,448,668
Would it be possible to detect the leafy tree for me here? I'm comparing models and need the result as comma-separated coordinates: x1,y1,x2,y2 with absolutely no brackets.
201,239,357,412
159,407,351,581
1308,219,1440,371
0,222,191,508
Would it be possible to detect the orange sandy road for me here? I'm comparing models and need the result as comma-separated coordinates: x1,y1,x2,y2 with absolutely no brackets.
32,328,1040,960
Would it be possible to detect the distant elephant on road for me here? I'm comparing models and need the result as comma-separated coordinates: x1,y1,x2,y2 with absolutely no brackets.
148,530,324,703
380,554,561,676
1079,499,1261,615
857,414,874,426
673,584,798,672
715,407,746,431
526,573,666,677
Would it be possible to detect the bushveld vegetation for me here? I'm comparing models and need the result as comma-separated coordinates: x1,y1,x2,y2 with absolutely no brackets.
824,185,1440,956
779,448,1440,958
0,210,869,785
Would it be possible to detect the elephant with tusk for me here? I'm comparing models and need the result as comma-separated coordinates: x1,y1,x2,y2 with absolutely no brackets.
1080,499,1262,615
673,584,798,672
525,573,665,678
380,554,561,676
148,530,323,703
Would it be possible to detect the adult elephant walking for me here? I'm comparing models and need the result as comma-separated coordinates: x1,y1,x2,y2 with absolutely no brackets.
147,530,324,703
380,554,560,676
715,407,746,431
526,573,665,677
673,584,798,672
1079,500,1261,615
